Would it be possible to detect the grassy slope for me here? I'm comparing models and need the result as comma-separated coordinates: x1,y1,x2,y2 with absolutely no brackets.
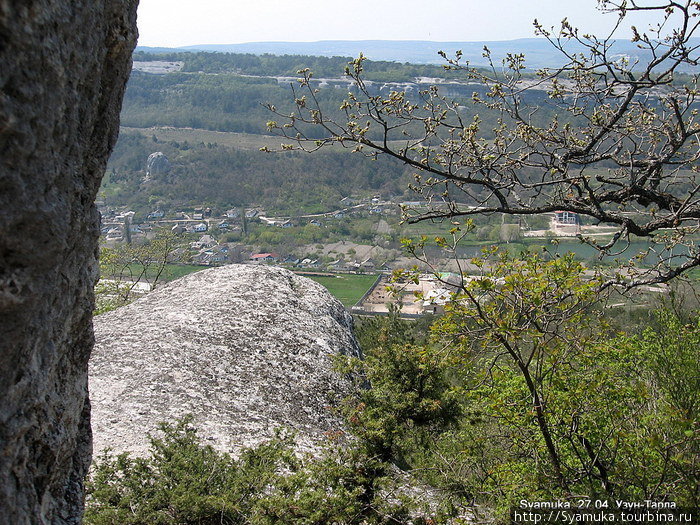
121,126,284,151
160,264,205,281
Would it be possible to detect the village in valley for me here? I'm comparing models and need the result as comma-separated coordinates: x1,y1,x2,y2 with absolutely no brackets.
95,47,680,317
97,187,627,316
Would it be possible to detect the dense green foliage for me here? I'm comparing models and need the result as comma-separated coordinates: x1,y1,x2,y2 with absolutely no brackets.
86,417,431,524
346,252,700,521
342,309,460,467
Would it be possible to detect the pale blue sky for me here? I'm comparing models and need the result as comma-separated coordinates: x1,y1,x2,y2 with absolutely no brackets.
137,0,663,47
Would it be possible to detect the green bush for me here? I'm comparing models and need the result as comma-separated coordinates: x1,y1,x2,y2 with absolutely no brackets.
348,254,699,520
87,256,700,523
85,416,435,524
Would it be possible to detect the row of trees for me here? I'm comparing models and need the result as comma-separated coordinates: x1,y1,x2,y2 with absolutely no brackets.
133,49,474,82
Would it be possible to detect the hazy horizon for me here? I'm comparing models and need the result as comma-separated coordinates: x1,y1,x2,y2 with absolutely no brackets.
137,0,665,48
138,36,576,48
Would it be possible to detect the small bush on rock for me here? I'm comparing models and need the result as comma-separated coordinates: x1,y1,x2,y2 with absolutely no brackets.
85,416,435,524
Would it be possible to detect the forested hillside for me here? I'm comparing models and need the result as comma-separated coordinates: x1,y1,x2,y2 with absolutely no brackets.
123,56,494,135
107,50,560,214
105,132,409,214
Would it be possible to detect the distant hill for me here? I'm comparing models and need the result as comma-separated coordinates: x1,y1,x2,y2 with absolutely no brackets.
137,38,700,71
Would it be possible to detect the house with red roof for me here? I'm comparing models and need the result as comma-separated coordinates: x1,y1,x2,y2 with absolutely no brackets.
250,253,280,263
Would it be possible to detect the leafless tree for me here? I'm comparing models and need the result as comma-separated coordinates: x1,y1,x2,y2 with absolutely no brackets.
267,0,700,287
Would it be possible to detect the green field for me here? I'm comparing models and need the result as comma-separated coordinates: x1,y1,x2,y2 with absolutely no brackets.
165,267,379,306
145,265,380,306
121,126,284,151
110,263,379,304
121,126,407,154
304,273,379,307
101,263,204,283
160,264,205,281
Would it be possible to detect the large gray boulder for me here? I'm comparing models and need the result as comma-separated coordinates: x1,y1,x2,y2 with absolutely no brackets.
90,265,362,456
145,151,170,177
0,1,137,523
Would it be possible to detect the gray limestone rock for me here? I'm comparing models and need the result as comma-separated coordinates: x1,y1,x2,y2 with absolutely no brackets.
90,265,362,457
0,1,138,523
145,151,170,177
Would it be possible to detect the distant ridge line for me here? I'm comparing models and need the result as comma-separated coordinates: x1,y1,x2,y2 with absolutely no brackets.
136,37,699,71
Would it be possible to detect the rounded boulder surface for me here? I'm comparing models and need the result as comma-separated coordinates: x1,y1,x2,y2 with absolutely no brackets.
90,265,362,456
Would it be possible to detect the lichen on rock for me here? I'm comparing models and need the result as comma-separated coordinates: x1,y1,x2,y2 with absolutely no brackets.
90,265,362,457
0,1,138,522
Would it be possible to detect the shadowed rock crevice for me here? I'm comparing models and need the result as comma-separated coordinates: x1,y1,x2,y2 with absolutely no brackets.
0,1,138,522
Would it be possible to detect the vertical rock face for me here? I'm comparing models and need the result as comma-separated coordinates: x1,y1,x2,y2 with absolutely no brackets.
0,2,138,523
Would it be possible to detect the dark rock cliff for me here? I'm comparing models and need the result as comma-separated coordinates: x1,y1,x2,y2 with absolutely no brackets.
0,2,138,522
90,265,362,457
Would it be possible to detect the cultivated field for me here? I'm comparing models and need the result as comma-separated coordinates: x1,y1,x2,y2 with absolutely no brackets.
121,126,285,150
121,126,408,153
305,273,379,307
